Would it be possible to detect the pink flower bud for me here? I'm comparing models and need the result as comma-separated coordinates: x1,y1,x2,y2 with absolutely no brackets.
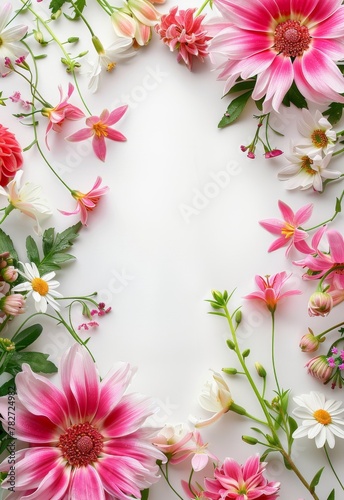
306,355,333,383
308,291,333,317
299,329,321,352
1,294,25,316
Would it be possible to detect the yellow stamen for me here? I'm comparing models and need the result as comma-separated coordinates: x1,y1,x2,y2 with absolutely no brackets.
311,129,329,148
313,409,332,425
300,155,315,175
281,222,295,239
0,37,3,47
31,277,49,296
92,121,108,138
107,62,116,72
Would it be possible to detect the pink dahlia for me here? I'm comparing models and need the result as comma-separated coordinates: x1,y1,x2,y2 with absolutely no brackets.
0,343,164,499
209,0,344,111
0,124,23,187
204,454,280,499
155,7,211,70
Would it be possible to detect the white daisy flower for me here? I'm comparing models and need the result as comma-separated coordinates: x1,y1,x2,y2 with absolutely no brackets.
292,391,344,449
296,108,336,158
0,171,52,236
11,262,62,313
278,149,341,192
0,2,28,75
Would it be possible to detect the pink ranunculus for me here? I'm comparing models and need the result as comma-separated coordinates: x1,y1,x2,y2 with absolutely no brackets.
259,200,313,256
155,7,212,70
208,0,344,112
66,106,128,162
60,176,109,225
204,454,280,499
0,124,23,187
244,271,301,313
0,343,164,499
42,83,85,148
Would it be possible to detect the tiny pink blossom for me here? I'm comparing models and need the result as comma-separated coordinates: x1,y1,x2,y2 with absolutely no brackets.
259,200,313,256
204,454,280,499
155,7,211,70
66,106,128,162
244,271,301,313
42,83,85,148
59,176,109,226
264,149,283,159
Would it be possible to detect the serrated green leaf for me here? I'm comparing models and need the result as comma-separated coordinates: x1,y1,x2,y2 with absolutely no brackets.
42,227,55,256
327,489,335,500
218,91,253,128
310,467,324,492
0,229,18,261
63,0,86,19
282,82,308,109
26,236,40,265
49,0,67,14
323,102,344,126
11,324,43,351
38,222,82,274
5,352,57,376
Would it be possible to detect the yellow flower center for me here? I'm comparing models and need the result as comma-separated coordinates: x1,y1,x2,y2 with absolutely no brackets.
313,409,332,425
281,222,295,238
300,155,315,175
311,129,329,148
31,277,49,296
92,121,108,137
107,62,116,72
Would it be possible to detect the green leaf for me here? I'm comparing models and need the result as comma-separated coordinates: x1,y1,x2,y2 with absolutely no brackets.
0,378,15,397
260,448,275,461
38,222,82,274
11,324,43,351
49,0,67,13
335,197,342,214
283,455,292,470
26,236,40,265
141,489,149,500
63,0,86,19
327,489,335,500
218,91,253,128
5,352,57,376
282,82,308,109
0,436,15,455
288,416,298,439
0,229,18,261
310,467,324,492
323,102,344,126
225,79,256,95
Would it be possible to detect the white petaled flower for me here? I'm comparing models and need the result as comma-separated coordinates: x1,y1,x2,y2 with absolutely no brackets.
189,371,233,428
0,171,52,235
292,391,344,449
11,262,62,313
85,37,136,93
0,2,28,75
278,149,341,192
296,108,337,157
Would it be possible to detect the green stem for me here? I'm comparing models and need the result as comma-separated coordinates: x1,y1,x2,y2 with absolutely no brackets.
158,464,184,500
196,0,211,16
270,312,281,395
69,0,95,36
304,189,343,231
95,0,114,15
317,321,344,341
324,445,344,490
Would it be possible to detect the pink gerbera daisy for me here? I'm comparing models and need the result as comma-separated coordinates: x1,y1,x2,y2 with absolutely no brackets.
0,343,164,499
208,0,344,111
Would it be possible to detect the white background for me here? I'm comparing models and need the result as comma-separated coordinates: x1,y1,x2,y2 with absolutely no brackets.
3,1,344,499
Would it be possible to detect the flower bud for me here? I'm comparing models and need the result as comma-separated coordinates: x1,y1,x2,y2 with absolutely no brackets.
299,328,321,352
306,355,333,384
308,291,333,317
51,9,62,20
226,339,235,350
242,349,250,358
33,29,45,44
0,337,15,352
67,37,79,43
0,294,25,316
222,367,238,375
235,310,242,324
254,362,266,378
1,266,18,283
242,435,258,445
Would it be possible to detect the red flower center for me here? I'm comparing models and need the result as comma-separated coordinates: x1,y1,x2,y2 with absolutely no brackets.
59,422,104,467
274,20,311,57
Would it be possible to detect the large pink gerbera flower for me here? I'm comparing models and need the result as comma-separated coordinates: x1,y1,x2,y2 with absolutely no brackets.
0,343,164,499
204,454,280,499
209,0,344,111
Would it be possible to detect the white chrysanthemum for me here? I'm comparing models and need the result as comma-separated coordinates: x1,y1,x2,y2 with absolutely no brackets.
0,2,28,75
296,109,336,158
278,149,341,192
0,171,52,235
12,262,62,313
292,391,344,449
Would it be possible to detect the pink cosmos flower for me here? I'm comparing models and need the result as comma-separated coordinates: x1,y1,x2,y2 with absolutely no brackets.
66,106,128,162
208,0,344,112
0,343,164,499
204,454,280,499
259,200,313,256
42,83,85,148
244,271,301,313
0,124,23,187
155,7,211,70
60,176,109,225
295,229,344,289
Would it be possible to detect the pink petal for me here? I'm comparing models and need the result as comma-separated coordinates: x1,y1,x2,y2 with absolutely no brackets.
92,136,107,161
259,219,285,234
66,128,94,142
294,203,313,226
68,465,105,500
327,230,344,262
95,456,143,498
278,200,295,224
19,462,70,499
106,129,127,142
106,105,128,125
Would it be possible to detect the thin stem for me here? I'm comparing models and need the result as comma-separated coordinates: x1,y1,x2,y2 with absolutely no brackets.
196,0,211,16
271,312,281,395
69,0,95,36
317,321,344,341
158,464,184,500
304,189,343,231
324,445,344,490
